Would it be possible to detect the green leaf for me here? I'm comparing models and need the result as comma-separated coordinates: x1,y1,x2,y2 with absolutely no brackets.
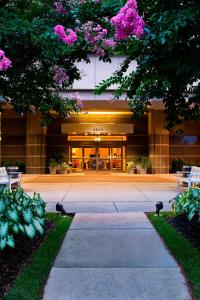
33,218,44,235
19,224,25,234
0,238,7,250
12,224,19,234
22,196,31,208
7,235,15,248
15,189,23,201
5,197,10,206
38,218,45,226
7,209,19,222
35,206,45,218
23,208,33,224
24,224,36,239
0,222,9,238
0,199,6,214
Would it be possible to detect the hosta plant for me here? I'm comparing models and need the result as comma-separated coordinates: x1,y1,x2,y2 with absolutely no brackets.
170,188,200,222
0,187,46,250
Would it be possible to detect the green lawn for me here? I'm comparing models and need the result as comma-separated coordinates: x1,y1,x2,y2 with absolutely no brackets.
148,212,200,299
3,213,72,300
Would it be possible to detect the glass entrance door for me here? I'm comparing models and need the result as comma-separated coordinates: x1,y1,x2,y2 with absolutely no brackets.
110,147,123,170
70,146,125,171
98,148,110,170
83,147,97,170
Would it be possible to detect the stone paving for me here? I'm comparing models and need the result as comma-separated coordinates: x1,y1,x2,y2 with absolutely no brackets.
43,212,191,300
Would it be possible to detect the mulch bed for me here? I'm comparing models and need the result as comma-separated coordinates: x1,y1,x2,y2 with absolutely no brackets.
0,220,53,299
167,214,200,252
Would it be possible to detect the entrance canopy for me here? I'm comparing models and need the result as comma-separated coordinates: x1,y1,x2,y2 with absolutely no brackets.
61,123,134,135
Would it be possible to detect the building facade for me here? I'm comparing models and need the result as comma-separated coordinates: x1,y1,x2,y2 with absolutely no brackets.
1,56,200,174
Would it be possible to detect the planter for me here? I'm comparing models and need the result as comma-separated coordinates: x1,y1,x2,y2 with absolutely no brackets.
56,165,62,174
62,169,69,174
127,168,136,174
49,166,57,175
136,165,147,174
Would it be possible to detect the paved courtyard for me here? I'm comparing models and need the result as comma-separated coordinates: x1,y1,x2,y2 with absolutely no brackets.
22,173,178,213
22,173,191,299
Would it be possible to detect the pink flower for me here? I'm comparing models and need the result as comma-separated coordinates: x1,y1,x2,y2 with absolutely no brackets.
54,1,67,14
0,49,12,71
80,21,116,57
111,0,144,40
53,65,69,85
103,39,116,49
69,92,83,109
54,25,77,45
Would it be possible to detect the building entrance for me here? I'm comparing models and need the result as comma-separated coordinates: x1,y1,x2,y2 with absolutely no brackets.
70,146,125,171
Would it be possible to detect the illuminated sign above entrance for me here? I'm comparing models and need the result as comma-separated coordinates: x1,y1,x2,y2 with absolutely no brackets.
61,123,134,135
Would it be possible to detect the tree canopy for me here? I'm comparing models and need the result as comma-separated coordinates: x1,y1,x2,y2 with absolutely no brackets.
96,0,200,129
1,0,200,128
0,0,118,123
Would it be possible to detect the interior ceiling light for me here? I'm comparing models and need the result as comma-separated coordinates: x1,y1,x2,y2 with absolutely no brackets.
94,136,101,141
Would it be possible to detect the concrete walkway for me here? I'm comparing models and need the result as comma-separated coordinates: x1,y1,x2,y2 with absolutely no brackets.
22,174,178,213
43,212,191,300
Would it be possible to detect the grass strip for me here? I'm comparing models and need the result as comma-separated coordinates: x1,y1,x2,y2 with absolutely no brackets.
3,213,72,300
148,212,200,299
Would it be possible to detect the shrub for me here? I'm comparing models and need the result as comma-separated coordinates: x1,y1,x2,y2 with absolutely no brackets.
171,158,185,173
170,188,200,222
127,161,136,169
136,156,151,169
0,187,46,250
1,160,26,173
49,159,59,167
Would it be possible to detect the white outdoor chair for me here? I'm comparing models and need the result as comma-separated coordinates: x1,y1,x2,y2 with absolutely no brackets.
0,167,22,191
176,166,200,189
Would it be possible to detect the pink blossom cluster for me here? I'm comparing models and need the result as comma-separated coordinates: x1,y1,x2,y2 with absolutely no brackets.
54,1,67,14
54,25,77,45
0,50,12,71
110,0,144,40
75,0,101,3
69,92,83,109
53,65,69,85
81,21,116,57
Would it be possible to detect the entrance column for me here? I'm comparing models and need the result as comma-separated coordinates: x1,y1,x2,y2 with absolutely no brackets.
26,112,47,174
148,110,169,174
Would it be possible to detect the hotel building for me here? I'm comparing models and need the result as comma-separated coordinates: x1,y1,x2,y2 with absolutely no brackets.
1,56,200,174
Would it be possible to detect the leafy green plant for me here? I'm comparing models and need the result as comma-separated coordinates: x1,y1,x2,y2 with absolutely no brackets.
0,187,46,250
61,162,70,169
136,156,151,169
170,189,200,222
49,159,59,167
1,160,26,173
171,158,185,173
127,161,136,169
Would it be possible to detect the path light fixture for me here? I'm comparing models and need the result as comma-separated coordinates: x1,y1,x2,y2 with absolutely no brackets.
56,203,74,217
155,201,164,216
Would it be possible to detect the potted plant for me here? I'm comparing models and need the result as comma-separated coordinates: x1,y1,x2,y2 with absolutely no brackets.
60,162,71,174
127,161,136,174
49,159,58,174
136,156,151,174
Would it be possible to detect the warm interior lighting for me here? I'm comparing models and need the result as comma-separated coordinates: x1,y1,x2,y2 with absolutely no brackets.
68,135,127,141
79,111,132,115
94,136,101,141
